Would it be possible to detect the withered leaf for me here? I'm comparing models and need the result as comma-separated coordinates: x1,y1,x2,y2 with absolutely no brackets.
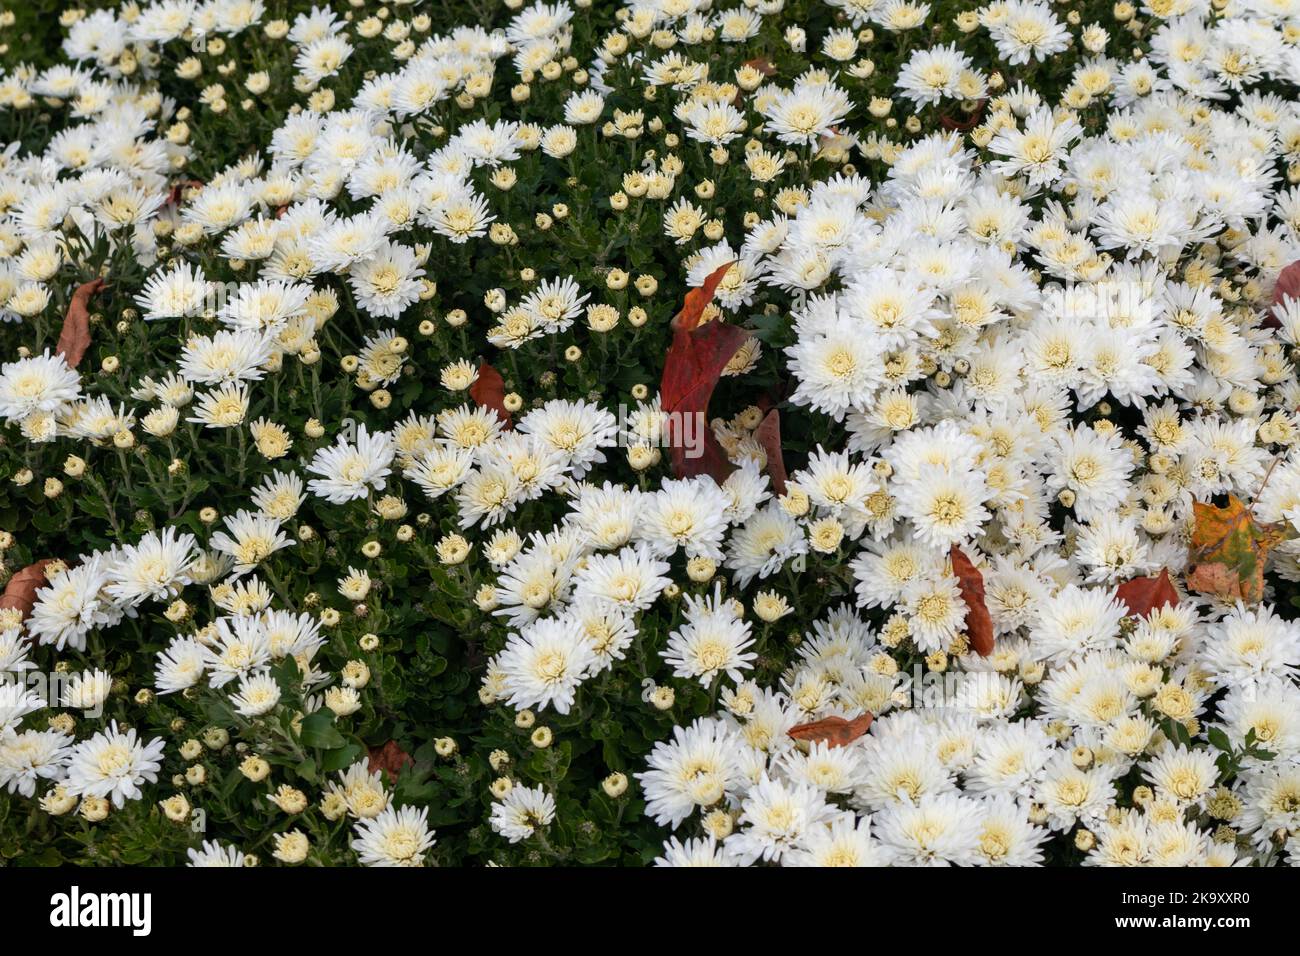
469,360,513,430
950,545,994,657
1115,568,1179,619
661,264,751,484
671,261,734,333
0,559,55,621
367,740,414,784
788,713,873,748
56,278,105,370
1185,494,1289,604
753,407,787,496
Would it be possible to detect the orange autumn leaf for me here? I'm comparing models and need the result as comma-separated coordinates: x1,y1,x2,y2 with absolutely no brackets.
0,559,55,621
1115,568,1178,619
788,713,873,748
949,545,994,657
367,740,414,784
671,261,734,332
1185,494,1289,605
56,278,104,370
469,360,512,429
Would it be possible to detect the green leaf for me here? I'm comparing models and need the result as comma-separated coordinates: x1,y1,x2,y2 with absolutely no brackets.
299,711,346,750
320,743,363,772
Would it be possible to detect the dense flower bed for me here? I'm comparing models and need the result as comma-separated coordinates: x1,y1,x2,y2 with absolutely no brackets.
1,0,1300,867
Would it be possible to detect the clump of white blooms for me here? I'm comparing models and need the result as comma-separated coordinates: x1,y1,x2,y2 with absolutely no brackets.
1,0,1300,868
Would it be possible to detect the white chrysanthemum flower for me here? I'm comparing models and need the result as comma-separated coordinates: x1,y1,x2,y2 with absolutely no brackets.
187,840,249,867
874,792,985,866
571,545,671,613
762,80,852,145
1142,745,1218,810
636,718,744,829
726,775,837,864
725,503,808,588
653,835,742,867
0,350,81,424
663,585,757,687
641,477,732,561
0,682,46,735
208,509,293,576
229,670,283,717
349,240,425,320
306,424,395,503
203,615,272,688
1200,603,1300,688
0,729,72,798
154,635,207,694
64,721,166,809
496,617,596,715
28,558,116,653
350,805,435,867
136,261,209,320
489,784,557,843
106,527,197,607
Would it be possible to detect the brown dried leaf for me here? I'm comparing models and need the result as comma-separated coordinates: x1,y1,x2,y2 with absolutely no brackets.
469,360,512,430
56,278,104,370
1185,494,1289,604
950,545,994,657
0,559,55,621
753,408,787,496
1115,568,1178,619
788,713,873,748
367,740,414,784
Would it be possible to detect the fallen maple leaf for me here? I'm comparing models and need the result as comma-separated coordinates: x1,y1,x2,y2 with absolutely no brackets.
753,407,787,496
56,278,104,370
0,559,55,621
661,266,751,483
367,740,414,784
469,360,512,429
1185,494,1288,604
788,713,873,748
661,320,751,483
949,545,994,657
1115,568,1178,619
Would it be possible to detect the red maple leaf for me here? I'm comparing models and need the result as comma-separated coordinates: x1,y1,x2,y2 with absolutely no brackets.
661,321,750,483
469,360,512,429
660,263,750,483
950,545,994,657
1115,568,1178,619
